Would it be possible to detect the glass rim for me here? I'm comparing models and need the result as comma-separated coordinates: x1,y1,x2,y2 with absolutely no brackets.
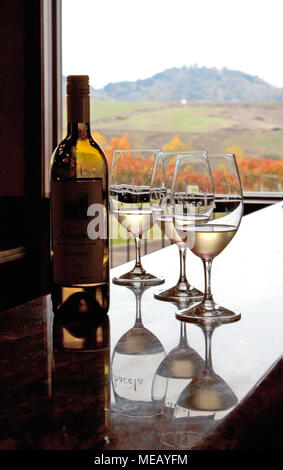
208,152,243,195
158,150,207,156
113,148,160,154
207,152,235,157
175,152,209,165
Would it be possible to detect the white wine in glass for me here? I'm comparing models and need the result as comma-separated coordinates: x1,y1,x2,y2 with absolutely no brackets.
182,224,237,259
150,151,208,303
175,153,243,322
111,185,154,236
110,150,164,286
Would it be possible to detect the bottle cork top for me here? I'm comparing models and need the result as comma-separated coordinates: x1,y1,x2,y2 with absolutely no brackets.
67,75,89,95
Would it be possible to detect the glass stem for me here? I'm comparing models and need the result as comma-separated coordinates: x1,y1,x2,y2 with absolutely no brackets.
204,324,214,371
135,290,143,326
179,321,188,347
202,258,214,304
134,235,144,273
177,245,189,289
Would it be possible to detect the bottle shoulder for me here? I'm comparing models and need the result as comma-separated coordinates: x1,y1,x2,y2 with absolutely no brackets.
51,134,107,161
89,136,108,161
50,134,108,181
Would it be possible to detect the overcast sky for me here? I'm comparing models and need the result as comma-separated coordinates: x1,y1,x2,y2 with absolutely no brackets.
62,0,283,89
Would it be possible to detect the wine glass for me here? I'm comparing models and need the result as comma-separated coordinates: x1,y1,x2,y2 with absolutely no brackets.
151,320,204,446
110,149,165,286
111,283,166,417
173,318,239,449
174,153,243,322
150,151,204,302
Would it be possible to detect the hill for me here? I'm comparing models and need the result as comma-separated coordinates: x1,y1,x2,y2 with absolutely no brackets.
93,66,283,102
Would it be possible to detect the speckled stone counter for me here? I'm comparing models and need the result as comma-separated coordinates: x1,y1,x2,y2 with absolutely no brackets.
0,203,282,450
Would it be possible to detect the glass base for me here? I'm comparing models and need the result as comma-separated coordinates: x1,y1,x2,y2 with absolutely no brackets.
112,400,162,418
113,269,164,287
154,284,203,303
173,431,205,449
176,300,241,324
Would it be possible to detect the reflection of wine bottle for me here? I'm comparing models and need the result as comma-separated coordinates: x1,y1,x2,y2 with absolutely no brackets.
50,75,109,316
51,304,111,449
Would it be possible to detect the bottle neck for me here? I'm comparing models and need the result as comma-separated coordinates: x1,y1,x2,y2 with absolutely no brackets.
67,122,91,139
67,94,90,125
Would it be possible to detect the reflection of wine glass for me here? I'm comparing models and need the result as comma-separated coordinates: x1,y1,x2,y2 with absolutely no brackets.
110,149,164,286
174,153,243,322
150,151,204,303
111,283,166,417
152,320,204,446
173,318,239,449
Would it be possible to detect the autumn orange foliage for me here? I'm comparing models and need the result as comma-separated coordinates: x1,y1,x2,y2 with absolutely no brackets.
162,136,194,151
237,156,283,191
94,132,283,192
103,134,131,167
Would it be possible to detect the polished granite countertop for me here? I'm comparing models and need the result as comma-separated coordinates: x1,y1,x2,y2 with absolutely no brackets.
0,202,282,451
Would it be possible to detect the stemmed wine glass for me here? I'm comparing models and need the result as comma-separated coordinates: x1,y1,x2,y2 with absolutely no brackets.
151,320,204,446
173,318,239,449
111,283,166,417
110,149,165,286
150,151,204,302
174,153,243,322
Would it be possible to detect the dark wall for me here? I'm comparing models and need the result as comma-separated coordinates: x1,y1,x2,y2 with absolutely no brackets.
0,0,26,197
0,0,49,310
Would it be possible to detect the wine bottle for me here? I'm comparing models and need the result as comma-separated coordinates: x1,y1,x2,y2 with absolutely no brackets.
50,75,109,317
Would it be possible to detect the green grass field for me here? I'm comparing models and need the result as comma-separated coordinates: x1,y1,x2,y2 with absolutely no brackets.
219,132,283,158
91,101,159,119
62,100,283,159
92,102,229,133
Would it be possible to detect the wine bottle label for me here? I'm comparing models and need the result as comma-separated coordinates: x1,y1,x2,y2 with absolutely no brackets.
52,180,105,285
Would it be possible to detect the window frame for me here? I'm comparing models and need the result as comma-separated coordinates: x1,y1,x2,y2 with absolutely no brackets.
42,0,62,198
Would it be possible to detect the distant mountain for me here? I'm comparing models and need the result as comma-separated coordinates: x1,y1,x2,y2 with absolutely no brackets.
91,66,283,102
